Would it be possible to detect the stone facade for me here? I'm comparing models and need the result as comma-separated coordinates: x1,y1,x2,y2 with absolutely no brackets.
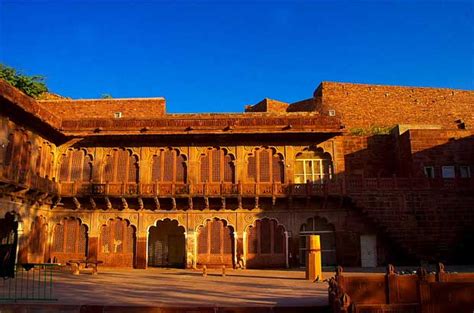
0,79,472,270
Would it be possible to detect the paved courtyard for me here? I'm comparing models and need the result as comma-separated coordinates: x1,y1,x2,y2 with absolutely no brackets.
49,268,329,307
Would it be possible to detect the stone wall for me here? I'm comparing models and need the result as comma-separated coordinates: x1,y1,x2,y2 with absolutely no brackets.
316,82,473,130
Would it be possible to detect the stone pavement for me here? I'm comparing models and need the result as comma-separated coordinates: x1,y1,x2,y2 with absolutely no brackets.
1,268,330,309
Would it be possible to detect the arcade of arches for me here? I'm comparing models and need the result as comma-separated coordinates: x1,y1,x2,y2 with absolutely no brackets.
0,121,379,269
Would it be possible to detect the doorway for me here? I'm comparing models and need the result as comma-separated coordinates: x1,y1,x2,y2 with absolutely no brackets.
148,219,185,268
360,234,377,267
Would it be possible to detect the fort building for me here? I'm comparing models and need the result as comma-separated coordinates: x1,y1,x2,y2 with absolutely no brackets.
0,79,473,269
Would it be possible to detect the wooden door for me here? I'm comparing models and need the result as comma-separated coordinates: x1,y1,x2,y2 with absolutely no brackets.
360,235,377,267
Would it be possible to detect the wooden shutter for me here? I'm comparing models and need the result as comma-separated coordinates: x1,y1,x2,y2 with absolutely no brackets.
152,155,161,181
224,154,234,183
200,154,209,182
70,150,83,182
259,150,271,182
59,153,70,182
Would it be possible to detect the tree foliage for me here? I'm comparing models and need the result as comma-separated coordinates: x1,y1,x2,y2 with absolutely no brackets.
0,64,48,98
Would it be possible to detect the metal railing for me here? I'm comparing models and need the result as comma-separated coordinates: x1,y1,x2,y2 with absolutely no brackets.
0,263,57,302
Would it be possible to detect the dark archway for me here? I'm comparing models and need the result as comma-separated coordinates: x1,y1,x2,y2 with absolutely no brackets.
0,212,19,278
148,219,185,268
299,216,336,266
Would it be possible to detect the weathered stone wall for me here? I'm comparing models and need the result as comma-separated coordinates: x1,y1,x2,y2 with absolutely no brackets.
316,82,474,130
39,98,166,119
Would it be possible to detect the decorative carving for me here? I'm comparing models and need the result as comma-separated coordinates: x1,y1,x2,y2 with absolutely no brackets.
121,197,128,210
51,197,61,210
72,197,81,210
154,197,160,210
204,197,209,209
105,197,112,210
188,197,193,210
90,197,97,209
138,197,144,210
171,198,176,210
221,197,226,210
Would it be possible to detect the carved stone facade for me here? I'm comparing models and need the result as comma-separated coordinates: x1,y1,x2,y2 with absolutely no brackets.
1,79,473,269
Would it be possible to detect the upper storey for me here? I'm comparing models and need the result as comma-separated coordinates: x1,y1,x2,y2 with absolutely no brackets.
1,78,473,143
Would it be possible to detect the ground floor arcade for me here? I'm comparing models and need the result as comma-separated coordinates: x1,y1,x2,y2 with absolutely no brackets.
0,197,383,269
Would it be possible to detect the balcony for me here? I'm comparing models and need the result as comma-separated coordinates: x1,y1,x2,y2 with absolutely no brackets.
58,181,345,198
1,166,58,194
58,176,474,198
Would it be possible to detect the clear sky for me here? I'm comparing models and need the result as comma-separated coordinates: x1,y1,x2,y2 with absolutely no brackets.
0,1,472,113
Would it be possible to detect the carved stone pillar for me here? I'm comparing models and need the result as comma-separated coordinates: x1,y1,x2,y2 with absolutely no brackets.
88,227,100,261
240,231,247,269
135,233,147,269
185,230,197,269
16,221,28,264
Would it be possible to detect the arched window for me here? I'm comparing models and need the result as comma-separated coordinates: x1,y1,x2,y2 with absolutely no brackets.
59,149,93,182
200,148,235,183
36,143,54,179
294,149,333,183
99,218,136,267
51,218,88,263
151,148,187,183
103,149,139,183
247,147,284,183
197,218,234,266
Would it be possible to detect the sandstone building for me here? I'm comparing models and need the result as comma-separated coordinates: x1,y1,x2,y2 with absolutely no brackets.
0,79,472,269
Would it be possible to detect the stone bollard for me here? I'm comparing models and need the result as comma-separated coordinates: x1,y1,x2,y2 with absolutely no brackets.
222,265,226,277
305,235,322,281
202,265,207,277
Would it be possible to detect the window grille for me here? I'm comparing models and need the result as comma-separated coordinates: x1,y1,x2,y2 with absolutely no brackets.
152,155,161,181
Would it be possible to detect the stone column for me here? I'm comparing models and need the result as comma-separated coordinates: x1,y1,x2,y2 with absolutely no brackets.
306,235,323,281
16,221,28,264
241,231,247,269
185,230,197,269
87,226,100,261
284,231,290,268
135,233,148,269
233,231,239,268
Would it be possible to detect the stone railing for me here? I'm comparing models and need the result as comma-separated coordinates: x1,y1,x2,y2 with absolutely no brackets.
328,264,474,313
57,176,474,198
0,166,58,194
57,181,344,198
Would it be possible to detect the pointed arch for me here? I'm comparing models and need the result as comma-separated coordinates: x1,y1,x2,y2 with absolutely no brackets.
197,217,234,266
102,148,139,183
59,149,94,183
151,148,187,184
98,217,136,267
295,147,333,183
50,217,88,263
199,147,235,183
247,147,285,183
246,218,286,268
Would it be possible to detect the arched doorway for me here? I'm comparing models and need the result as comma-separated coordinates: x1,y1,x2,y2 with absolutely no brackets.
50,217,88,264
299,217,336,266
99,218,136,267
197,218,234,267
246,218,286,268
148,219,185,268
0,212,18,278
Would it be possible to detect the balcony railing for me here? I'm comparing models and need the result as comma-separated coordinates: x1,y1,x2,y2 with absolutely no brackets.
1,166,58,194
58,176,474,198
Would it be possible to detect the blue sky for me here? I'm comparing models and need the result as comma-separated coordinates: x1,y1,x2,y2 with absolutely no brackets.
0,0,472,113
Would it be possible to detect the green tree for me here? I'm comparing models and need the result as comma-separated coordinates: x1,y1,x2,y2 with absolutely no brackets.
101,93,113,99
0,64,48,98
